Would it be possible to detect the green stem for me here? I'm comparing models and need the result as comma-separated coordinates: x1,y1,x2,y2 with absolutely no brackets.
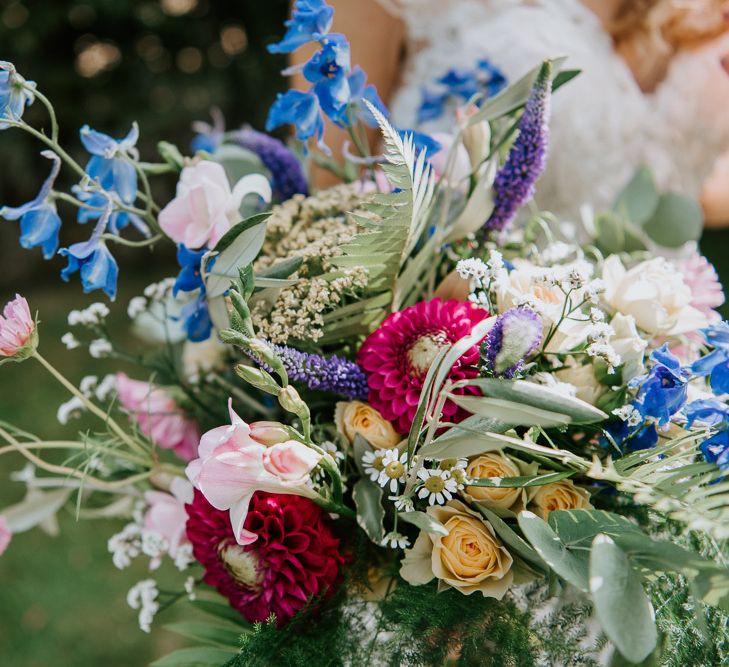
138,161,176,175
31,88,59,144
100,233,163,248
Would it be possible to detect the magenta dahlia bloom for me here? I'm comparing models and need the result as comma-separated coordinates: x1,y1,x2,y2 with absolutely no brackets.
357,298,490,434
186,491,344,625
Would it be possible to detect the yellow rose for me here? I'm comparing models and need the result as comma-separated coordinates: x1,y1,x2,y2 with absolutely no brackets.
400,500,513,598
465,451,537,510
529,480,592,520
334,401,400,449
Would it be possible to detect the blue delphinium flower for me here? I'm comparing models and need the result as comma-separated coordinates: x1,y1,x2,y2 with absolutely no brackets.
80,124,139,203
603,416,658,452
191,108,225,154
481,307,542,378
701,431,729,474
684,398,729,474
59,201,118,300
267,0,334,54
484,61,551,232
74,186,147,236
346,66,389,127
691,322,729,395
630,344,690,426
0,150,61,258
476,59,508,98
400,129,442,156
229,129,308,202
266,90,326,151
172,245,212,342
0,61,35,130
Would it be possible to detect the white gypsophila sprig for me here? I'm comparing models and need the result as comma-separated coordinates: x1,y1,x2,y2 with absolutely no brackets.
57,396,85,425
381,532,411,550
417,468,458,505
583,278,606,304
79,375,98,397
141,529,169,571
184,576,196,601
108,522,143,569
89,338,113,358
613,404,642,427
589,307,605,324
586,323,615,345
377,449,408,493
95,374,117,401
126,579,159,633
174,543,195,571
67,302,110,327
143,278,176,302
61,332,80,349
127,296,147,319
539,241,572,264
586,342,621,373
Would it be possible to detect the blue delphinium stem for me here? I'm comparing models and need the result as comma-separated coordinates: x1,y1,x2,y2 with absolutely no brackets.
248,343,368,400
229,128,308,202
484,60,552,232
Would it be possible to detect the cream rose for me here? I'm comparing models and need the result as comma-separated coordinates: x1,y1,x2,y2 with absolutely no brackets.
555,356,605,406
334,401,400,449
609,313,647,383
529,480,592,520
602,255,709,336
464,451,538,511
400,500,513,597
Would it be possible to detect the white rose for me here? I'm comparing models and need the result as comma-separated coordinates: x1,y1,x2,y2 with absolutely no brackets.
555,356,605,406
609,313,647,384
602,256,709,336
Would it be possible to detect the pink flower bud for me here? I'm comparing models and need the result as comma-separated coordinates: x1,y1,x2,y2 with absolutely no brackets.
0,294,36,359
249,421,290,446
262,441,321,483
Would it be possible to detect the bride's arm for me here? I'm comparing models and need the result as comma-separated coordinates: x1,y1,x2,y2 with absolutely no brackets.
289,0,406,186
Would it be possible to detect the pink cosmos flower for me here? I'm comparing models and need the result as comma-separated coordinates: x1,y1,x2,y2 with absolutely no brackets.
143,477,194,558
0,294,35,358
0,515,11,555
358,298,490,434
159,161,271,249
185,400,321,546
679,250,725,320
186,491,344,625
116,373,201,461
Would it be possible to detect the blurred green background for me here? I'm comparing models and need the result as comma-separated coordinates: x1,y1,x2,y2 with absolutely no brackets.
2,1,729,665
0,1,287,665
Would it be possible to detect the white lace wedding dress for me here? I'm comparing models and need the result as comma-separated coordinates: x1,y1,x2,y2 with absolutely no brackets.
383,0,729,220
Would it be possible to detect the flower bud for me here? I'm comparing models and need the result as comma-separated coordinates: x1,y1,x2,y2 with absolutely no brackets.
278,384,309,422
250,421,291,446
0,294,37,364
457,104,492,169
482,307,542,378
235,364,281,396
157,141,185,171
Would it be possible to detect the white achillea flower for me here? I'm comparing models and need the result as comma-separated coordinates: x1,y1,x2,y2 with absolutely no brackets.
89,338,112,358
376,449,408,493
417,468,458,505
126,579,159,633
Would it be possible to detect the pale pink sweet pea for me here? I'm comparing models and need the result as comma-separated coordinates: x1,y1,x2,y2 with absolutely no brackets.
679,250,725,320
143,477,193,557
185,399,321,546
159,161,272,249
116,373,200,462
0,294,35,358
0,515,11,555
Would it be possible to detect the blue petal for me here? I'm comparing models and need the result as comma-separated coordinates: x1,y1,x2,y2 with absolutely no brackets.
85,155,115,188
266,90,324,145
711,361,729,396
111,158,138,204
80,246,118,299
19,205,61,259
691,348,727,378
80,125,118,157
703,321,729,349
267,0,334,54
302,33,350,84
417,88,448,124
314,74,351,126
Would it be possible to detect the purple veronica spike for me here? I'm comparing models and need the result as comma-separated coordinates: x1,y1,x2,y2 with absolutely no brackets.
482,307,542,378
250,343,368,400
229,128,308,202
484,61,552,232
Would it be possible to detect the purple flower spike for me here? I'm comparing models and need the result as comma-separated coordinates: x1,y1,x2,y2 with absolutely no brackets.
482,307,542,378
484,61,552,232
250,343,368,400
230,128,308,202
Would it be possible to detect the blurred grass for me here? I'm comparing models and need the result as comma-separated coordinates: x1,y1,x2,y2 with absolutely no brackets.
0,279,204,666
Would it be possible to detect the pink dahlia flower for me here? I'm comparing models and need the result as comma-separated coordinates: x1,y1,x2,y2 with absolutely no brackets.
0,515,11,556
679,251,725,319
116,373,201,462
0,294,35,358
358,298,490,434
143,477,194,558
185,399,321,546
186,490,344,625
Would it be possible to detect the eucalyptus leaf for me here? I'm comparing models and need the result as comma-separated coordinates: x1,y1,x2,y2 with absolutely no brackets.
477,506,547,573
150,646,239,667
353,478,385,544
465,378,607,424
399,510,449,536
613,167,659,226
589,534,658,664
595,212,625,255
642,192,703,248
164,621,244,647
517,511,589,592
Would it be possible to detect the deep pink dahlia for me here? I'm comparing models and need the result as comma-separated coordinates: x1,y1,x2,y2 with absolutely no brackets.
186,491,344,625
357,298,490,434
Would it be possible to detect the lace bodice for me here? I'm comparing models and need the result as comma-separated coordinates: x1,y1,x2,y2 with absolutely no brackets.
383,0,729,219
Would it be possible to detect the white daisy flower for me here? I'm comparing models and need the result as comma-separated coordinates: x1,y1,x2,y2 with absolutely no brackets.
417,468,458,506
438,458,469,489
381,531,410,550
376,449,408,493
362,449,387,483
390,495,414,513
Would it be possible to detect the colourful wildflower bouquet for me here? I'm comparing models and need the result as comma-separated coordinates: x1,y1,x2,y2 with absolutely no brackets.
3,2,729,665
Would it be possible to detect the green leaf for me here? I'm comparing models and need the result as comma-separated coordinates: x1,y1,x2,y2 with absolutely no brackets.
255,256,303,280
398,510,449,536
165,622,243,648
642,192,703,248
418,414,513,459
448,395,571,428
614,167,659,226
468,470,574,488
517,511,589,592
589,534,658,664
595,212,626,255
214,143,268,186
211,212,270,255
552,68,581,91
190,599,252,628
477,506,547,573
352,478,385,544
150,646,239,667
464,378,607,424
548,509,642,547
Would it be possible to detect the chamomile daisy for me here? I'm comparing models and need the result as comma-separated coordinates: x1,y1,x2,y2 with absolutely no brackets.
417,468,457,505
